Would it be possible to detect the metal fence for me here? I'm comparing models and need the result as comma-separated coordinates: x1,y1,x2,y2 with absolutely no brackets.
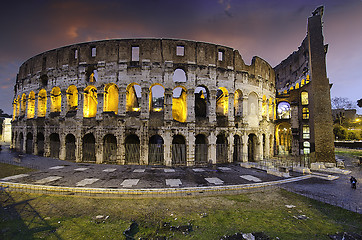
195,144,208,165
125,144,140,164
148,144,164,165
172,144,186,166
216,144,228,163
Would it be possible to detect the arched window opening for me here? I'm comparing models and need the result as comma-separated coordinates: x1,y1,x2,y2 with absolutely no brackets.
234,90,243,117
248,92,258,116
268,98,274,120
27,91,35,119
301,91,309,105
13,98,18,120
173,68,187,82
125,134,140,164
148,135,164,165
82,133,96,162
49,133,60,158
86,67,98,83
50,87,61,113
18,133,24,152
126,83,141,112
103,134,117,163
248,134,258,162
38,89,47,117
172,135,186,165
195,134,208,165
37,133,44,156
302,107,309,120
66,85,78,112
26,132,33,154
104,83,119,114
216,87,228,116
262,95,267,117
216,134,228,163
172,87,187,122
16,96,20,117
65,134,76,161
295,83,300,89
83,85,97,118
20,93,26,116
303,125,310,139
233,135,242,162
303,141,310,154
275,123,292,155
195,86,208,118
149,84,164,112
277,101,291,119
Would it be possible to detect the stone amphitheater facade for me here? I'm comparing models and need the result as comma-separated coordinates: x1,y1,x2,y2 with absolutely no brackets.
11,39,276,166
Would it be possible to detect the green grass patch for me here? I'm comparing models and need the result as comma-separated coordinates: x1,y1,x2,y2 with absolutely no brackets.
1,189,361,239
335,148,362,157
0,162,34,178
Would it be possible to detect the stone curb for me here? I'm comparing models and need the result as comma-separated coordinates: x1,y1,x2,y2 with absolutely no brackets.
0,175,312,198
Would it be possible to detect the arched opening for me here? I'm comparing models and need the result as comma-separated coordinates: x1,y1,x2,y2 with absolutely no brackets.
172,87,187,122
19,133,24,152
37,133,44,156
65,134,76,161
16,96,20,117
21,93,27,116
248,92,258,116
301,91,309,105
27,91,35,119
66,85,78,112
195,134,208,165
50,87,61,113
125,134,140,164
277,101,291,119
195,86,208,118
49,133,60,158
173,68,187,82
83,85,97,118
126,83,141,113
262,95,267,117
26,132,33,154
248,134,258,162
216,87,228,116
216,134,228,163
149,84,164,113
172,135,186,165
104,83,119,114
86,66,98,83
148,135,164,165
268,98,274,120
82,133,96,162
103,134,117,163
234,90,243,117
275,123,292,155
12,98,18,120
38,89,47,117
233,135,242,162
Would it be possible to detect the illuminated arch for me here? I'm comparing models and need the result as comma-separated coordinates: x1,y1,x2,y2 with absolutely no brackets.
27,91,35,119
12,98,18,120
195,86,208,118
295,83,300,89
16,95,20,117
301,79,305,86
83,85,97,118
262,95,267,117
172,86,187,122
126,83,141,112
268,98,274,119
149,84,164,112
216,87,229,116
104,83,119,114
20,93,26,116
38,89,47,117
301,91,309,105
66,85,78,112
50,87,61,113
173,68,187,82
277,101,291,119
234,89,243,117
275,122,292,155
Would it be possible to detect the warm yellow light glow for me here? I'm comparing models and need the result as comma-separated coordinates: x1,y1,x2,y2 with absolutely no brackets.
275,123,292,155
104,83,119,114
16,95,20,117
126,83,140,112
83,85,97,118
301,91,309,105
132,107,140,112
153,107,162,112
234,90,242,116
172,87,187,122
12,98,18,120
21,93,26,116
38,89,47,117
269,98,274,119
149,84,165,112
262,95,267,117
27,91,35,119
50,87,61,112
295,83,300,89
301,79,305,86
66,85,78,111
216,87,228,116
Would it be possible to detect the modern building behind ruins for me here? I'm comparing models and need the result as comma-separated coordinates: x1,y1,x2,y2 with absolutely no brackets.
11,7,334,166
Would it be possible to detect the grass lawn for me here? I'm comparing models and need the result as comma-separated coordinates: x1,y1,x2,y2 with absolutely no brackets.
0,162,34,179
1,189,361,240
335,147,362,158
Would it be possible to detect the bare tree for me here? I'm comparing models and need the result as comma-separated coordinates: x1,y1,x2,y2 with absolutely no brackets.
331,97,354,109
358,98,362,108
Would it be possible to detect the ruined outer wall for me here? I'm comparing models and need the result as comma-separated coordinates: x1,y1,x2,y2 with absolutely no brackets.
12,39,276,165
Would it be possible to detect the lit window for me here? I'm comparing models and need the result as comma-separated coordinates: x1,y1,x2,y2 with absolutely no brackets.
132,46,139,61
303,125,310,139
301,91,309,105
176,46,184,56
303,141,310,154
218,50,224,61
91,47,96,57
302,107,309,119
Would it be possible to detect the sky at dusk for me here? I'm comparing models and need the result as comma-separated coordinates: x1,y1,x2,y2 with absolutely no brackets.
0,0,361,115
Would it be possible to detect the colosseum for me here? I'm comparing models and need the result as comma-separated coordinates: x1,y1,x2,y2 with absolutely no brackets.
11,7,335,167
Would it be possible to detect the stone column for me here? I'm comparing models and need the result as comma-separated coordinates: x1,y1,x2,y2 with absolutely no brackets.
96,89,104,120
186,89,195,123
118,87,126,117
209,89,217,123
140,87,149,119
164,130,172,166
228,134,234,163
76,89,84,119
257,134,263,161
187,129,195,166
258,97,263,121
242,133,248,162
228,92,234,123
46,91,51,117
164,88,173,121
60,89,67,117
34,93,39,118
59,133,66,160
76,132,82,163
242,96,248,121
140,122,149,165
208,132,216,164
33,133,38,155
96,132,103,164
